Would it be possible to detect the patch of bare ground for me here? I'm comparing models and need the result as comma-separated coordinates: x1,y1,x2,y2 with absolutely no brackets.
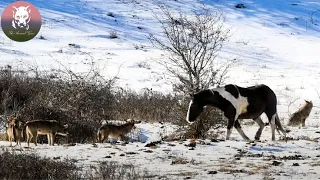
216,159,254,174
234,148,310,162
264,154,309,161
245,163,271,174
279,135,319,142
262,177,275,180
218,166,252,174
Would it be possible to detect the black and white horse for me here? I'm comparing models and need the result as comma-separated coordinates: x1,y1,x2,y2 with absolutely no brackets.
186,84,286,141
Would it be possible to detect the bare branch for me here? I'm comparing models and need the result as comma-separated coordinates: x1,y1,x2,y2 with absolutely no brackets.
149,5,233,94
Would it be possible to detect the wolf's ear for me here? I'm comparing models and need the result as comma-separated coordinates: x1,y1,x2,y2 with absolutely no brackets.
63,124,68,128
305,99,311,103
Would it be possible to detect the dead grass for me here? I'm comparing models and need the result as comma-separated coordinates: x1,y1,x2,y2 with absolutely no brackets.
262,177,275,180
310,161,320,167
171,157,189,165
218,167,251,174
94,161,154,180
245,162,271,174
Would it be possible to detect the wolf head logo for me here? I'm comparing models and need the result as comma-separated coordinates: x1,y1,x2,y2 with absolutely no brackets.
12,6,31,30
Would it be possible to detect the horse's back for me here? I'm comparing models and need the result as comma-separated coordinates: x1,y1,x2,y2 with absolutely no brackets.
238,84,275,98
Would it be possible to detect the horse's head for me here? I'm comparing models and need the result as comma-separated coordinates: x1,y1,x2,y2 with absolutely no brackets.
186,89,215,124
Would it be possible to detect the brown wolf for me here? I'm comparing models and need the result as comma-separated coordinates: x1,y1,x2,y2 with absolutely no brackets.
25,120,68,147
97,119,141,143
7,116,24,147
288,100,313,127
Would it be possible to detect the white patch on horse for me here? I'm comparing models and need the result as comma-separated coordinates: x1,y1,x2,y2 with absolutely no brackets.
211,87,249,119
186,100,193,124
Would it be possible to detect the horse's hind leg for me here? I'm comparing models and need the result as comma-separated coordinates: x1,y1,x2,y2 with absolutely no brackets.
254,116,265,141
234,120,250,141
266,112,277,141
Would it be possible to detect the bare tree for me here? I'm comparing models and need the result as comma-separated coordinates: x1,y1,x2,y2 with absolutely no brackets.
149,5,235,95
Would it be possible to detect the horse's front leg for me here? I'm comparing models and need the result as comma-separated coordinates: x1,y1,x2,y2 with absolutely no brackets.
226,117,234,140
234,120,250,141
254,116,265,140
225,108,237,140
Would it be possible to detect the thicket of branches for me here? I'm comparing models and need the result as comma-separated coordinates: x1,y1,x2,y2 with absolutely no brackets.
150,5,233,138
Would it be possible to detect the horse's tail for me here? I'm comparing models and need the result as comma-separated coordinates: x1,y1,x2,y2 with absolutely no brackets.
275,114,289,135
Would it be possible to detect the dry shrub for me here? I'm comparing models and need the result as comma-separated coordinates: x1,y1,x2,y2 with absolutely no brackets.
0,150,78,179
171,157,189,165
111,89,185,124
0,133,7,141
66,120,99,143
185,106,226,139
0,149,157,180
109,31,118,39
94,161,154,180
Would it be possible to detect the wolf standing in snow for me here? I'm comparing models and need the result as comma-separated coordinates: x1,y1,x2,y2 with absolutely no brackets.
7,115,24,147
287,100,313,127
25,120,69,147
97,119,141,143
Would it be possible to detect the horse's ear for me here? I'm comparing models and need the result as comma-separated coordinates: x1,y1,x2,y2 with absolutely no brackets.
305,99,311,103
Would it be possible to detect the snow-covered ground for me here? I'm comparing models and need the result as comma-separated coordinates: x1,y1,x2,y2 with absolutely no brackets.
0,0,320,179
1,122,320,179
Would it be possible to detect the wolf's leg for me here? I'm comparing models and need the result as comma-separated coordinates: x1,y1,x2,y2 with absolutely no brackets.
234,120,250,141
51,134,55,146
302,118,306,127
27,133,31,147
34,133,38,146
47,134,51,145
16,134,20,147
254,116,265,140
9,136,12,147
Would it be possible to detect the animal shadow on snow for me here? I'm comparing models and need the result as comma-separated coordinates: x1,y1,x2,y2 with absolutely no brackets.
250,145,286,153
